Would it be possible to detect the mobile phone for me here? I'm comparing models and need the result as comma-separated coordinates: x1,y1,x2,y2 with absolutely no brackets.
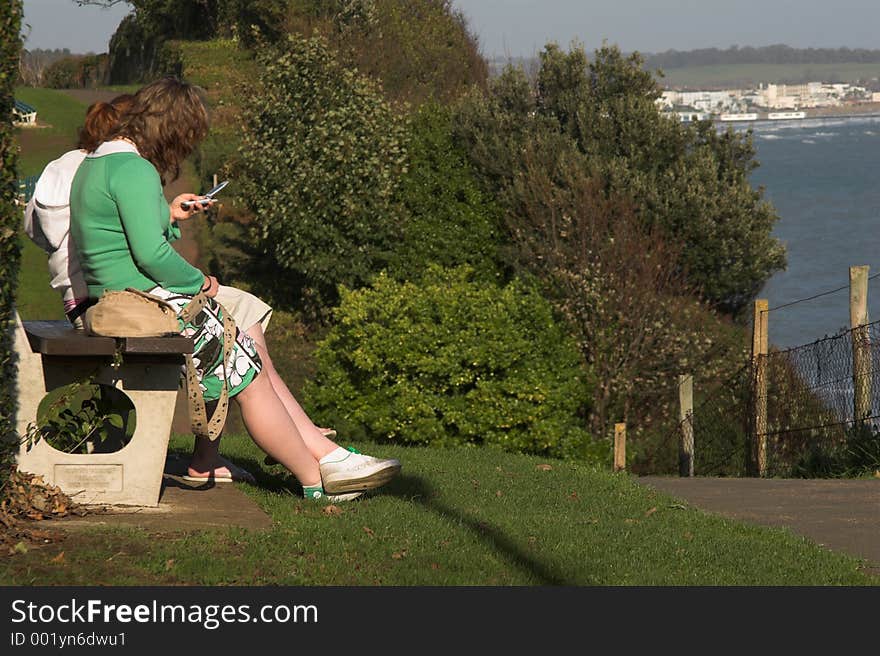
181,180,229,210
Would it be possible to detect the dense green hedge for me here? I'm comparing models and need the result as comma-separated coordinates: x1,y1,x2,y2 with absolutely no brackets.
1,1,23,489
303,266,600,462
237,34,407,317
387,103,503,284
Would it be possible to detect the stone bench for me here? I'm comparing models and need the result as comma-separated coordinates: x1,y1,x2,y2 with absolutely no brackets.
14,312,192,507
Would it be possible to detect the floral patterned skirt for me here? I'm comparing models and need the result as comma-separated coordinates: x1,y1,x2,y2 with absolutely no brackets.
147,286,262,402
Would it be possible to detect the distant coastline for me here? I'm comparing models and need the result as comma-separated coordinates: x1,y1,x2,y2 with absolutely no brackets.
711,103,880,124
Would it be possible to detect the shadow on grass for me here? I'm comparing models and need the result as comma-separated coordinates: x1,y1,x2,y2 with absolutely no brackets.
383,473,572,586
167,446,570,583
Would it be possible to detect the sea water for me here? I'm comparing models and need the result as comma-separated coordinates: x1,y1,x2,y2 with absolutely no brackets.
734,115,880,349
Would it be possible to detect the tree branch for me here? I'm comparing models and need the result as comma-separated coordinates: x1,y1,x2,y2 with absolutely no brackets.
73,1,131,7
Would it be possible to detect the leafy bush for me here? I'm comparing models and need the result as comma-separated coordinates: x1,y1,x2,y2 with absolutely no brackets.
454,43,786,317
0,0,23,490
237,34,407,317
452,51,758,461
387,103,503,283
330,0,487,106
44,54,109,89
303,266,599,462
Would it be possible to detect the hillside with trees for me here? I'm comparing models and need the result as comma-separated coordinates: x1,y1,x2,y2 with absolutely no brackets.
10,0,783,473
644,45,880,70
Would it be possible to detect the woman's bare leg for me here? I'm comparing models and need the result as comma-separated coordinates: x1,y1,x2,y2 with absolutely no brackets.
234,370,321,486
246,324,338,460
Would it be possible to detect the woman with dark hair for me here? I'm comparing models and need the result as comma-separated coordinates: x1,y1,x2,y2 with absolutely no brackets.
70,77,400,501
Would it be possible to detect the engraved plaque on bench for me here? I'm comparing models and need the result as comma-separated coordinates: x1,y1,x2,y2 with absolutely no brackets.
54,464,123,492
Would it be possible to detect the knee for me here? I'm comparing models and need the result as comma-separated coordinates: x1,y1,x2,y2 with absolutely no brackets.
235,368,270,403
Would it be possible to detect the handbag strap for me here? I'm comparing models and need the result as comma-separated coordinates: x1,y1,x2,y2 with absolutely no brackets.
180,291,237,441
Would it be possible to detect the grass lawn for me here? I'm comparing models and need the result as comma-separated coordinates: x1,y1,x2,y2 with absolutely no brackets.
1,436,875,586
15,86,88,177
14,87,89,320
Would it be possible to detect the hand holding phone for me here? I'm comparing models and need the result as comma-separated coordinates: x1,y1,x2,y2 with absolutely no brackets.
181,180,229,210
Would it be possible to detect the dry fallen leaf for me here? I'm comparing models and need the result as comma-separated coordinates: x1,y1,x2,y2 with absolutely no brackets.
495,490,503,497
323,504,343,515
50,551,65,564
536,464,552,471
165,559,175,571
431,563,440,570
391,550,407,560
568,491,579,500
363,526,375,537
644,507,658,518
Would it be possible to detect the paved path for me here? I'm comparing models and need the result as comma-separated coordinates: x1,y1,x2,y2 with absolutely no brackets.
57,454,272,533
638,476,880,571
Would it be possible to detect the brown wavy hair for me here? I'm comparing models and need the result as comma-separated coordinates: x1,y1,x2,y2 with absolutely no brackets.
77,94,134,152
109,77,209,184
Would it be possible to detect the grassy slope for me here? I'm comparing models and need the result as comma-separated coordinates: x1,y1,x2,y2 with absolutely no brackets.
1,435,875,585
658,62,880,88
14,87,89,320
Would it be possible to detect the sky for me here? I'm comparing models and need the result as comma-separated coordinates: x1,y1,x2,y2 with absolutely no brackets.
20,0,880,57
22,0,131,53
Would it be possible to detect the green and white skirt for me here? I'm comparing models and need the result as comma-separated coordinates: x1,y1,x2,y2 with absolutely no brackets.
148,286,262,402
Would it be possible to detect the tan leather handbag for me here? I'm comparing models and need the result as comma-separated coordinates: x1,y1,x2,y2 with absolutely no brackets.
83,287,180,337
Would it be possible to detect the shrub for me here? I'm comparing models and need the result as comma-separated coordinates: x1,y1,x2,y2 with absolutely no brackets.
387,103,503,283
330,0,488,106
303,266,600,462
454,43,786,317
44,54,108,89
1,1,23,490
237,34,407,317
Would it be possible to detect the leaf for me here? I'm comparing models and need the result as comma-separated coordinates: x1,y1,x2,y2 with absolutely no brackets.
391,550,407,560
165,559,175,571
50,551,65,564
107,414,124,429
322,504,343,515
13,542,27,554
536,464,552,471
363,526,375,537
644,507,658,517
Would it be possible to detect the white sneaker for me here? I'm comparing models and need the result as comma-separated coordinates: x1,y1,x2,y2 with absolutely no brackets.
320,447,401,494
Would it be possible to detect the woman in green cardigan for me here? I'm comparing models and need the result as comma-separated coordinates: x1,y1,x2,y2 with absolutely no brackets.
70,77,400,501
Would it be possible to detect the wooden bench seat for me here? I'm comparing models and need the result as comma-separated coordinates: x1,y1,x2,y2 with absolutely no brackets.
14,314,193,507
22,320,193,356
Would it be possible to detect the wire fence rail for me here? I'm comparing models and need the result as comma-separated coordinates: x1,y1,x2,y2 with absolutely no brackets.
667,265,880,478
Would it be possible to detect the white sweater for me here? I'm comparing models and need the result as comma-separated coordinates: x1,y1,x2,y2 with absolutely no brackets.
23,149,89,304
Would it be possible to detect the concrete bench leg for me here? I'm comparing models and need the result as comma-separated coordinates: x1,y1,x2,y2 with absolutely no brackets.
14,316,180,507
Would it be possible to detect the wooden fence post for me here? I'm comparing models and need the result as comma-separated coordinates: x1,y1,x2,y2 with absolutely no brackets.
679,374,694,477
752,299,769,477
850,265,871,423
613,423,626,472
